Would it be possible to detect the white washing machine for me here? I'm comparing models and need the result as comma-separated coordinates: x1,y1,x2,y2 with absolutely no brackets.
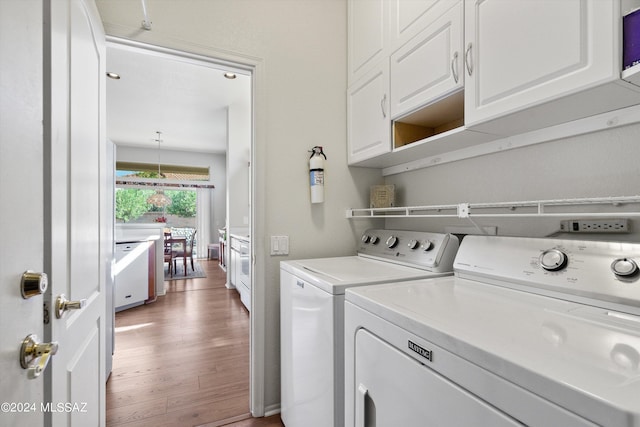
280,229,459,427
345,235,640,426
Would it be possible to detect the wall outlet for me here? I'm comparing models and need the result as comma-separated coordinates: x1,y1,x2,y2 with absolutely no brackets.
560,219,630,233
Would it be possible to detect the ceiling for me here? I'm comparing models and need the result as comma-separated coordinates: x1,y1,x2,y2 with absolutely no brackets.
105,42,251,154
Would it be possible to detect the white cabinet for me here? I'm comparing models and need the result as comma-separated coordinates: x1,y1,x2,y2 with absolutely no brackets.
464,0,640,135
348,0,388,84
390,2,463,118
229,235,251,311
347,62,391,164
389,0,460,51
115,242,149,311
348,0,469,166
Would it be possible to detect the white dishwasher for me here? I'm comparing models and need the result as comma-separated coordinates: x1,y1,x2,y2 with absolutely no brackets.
115,241,149,312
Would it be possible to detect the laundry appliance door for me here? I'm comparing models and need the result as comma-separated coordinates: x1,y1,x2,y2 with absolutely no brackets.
353,328,520,426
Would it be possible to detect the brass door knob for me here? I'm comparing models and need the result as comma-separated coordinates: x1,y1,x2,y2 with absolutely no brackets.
20,334,58,379
55,294,87,319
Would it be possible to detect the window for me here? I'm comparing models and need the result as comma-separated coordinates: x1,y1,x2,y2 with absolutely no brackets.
115,188,197,227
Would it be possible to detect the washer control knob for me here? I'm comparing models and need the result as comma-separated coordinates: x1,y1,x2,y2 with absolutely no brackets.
421,241,433,251
611,258,639,278
539,249,568,271
370,236,379,244
386,236,399,249
407,239,420,250
361,235,371,244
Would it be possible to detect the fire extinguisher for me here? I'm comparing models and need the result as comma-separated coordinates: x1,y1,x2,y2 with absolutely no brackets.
309,146,327,204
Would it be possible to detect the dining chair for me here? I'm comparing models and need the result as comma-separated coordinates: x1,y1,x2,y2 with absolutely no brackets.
164,234,174,277
173,229,197,273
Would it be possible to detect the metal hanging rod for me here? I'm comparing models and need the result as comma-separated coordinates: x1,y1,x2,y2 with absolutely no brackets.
346,196,640,219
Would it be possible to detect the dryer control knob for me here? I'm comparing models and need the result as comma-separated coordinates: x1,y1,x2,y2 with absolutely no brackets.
611,258,639,278
370,236,380,245
539,249,568,271
421,241,433,251
361,235,371,244
386,236,399,249
407,239,420,250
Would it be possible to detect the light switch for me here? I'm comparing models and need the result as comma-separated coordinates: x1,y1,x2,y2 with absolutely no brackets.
271,236,289,255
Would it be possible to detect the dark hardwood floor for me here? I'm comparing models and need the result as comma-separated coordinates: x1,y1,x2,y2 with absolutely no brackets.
106,260,284,427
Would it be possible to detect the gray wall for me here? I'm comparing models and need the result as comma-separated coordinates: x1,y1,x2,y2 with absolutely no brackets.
384,122,640,240
97,0,381,413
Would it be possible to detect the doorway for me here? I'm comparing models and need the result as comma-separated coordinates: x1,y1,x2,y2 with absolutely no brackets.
105,38,256,418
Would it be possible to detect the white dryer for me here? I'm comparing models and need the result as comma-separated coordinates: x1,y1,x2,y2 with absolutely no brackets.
280,229,459,427
345,235,640,426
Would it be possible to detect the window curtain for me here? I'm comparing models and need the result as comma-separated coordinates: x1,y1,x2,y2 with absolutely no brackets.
196,188,212,258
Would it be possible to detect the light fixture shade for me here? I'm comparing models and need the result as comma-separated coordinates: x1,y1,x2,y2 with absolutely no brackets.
147,190,172,207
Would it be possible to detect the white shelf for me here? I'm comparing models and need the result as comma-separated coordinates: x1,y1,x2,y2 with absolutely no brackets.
346,196,640,219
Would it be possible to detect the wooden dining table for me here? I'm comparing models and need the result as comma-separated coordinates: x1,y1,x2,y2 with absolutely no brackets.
167,236,187,276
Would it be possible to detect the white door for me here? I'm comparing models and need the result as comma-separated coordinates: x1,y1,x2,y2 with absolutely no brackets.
347,62,391,165
390,1,463,119
0,0,107,426
44,0,107,425
0,1,46,426
353,329,520,426
464,0,616,127
348,0,388,84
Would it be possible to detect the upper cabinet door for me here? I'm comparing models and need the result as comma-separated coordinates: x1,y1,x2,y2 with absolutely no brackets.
389,0,460,51
348,61,391,165
390,2,463,119
348,0,389,84
464,0,618,128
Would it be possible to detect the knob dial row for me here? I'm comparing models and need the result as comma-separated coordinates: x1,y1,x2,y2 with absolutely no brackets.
362,234,434,252
361,235,379,244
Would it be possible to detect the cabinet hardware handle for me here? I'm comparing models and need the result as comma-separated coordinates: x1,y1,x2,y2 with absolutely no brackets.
380,94,387,118
451,51,459,83
465,42,473,76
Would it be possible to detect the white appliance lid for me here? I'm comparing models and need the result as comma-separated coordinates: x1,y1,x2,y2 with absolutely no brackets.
346,278,640,425
280,256,450,294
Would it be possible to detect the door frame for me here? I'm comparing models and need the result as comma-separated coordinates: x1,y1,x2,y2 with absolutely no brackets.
104,36,265,416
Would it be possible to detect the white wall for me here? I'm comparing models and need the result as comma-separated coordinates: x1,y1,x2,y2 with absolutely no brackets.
97,0,381,412
115,145,227,242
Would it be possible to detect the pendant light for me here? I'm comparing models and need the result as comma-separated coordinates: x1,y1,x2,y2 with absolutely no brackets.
146,131,172,207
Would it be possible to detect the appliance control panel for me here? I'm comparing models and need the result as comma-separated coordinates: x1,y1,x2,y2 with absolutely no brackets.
358,229,459,272
454,236,640,313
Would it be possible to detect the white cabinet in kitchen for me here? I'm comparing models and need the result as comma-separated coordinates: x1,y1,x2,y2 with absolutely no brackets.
348,0,388,84
390,2,463,119
347,61,391,164
229,235,251,311
464,0,640,135
389,0,460,51
115,242,149,311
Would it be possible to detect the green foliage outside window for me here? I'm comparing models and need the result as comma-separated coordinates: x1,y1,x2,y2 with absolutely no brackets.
115,188,155,222
115,188,196,222
166,190,196,217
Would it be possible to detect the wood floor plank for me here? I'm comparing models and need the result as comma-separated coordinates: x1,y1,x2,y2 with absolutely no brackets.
106,260,283,427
